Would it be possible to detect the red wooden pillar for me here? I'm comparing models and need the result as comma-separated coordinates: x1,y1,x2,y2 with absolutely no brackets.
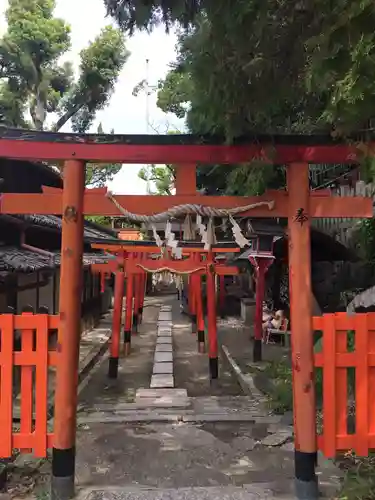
189,273,197,329
190,254,198,333
288,163,318,499
132,253,140,333
51,160,85,500
193,253,205,353
219,275,225,318
124,253,134,356
249,256,273,362
206,255,218,380
138,254,146,324
108,269,124,378
175,163,197,330
195,260,205,353
100,272,106,293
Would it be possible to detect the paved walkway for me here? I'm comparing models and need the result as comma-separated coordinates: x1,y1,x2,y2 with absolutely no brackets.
12,296,340,499
73,297,340,499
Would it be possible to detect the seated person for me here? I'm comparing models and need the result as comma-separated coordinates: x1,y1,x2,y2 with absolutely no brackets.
262,309,284,340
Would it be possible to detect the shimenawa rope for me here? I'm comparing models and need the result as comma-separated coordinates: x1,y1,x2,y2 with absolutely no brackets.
106,191,275,222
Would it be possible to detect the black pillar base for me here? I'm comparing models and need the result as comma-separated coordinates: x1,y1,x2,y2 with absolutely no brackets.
108,356,119,379
209,357,218,380
138,307,143,323
132,314,138,333
253,338,262,362
197,330,205,343
0,461,7,491
51,447,75,500
191,315,197,333
295,451,319,500
123,330,131,343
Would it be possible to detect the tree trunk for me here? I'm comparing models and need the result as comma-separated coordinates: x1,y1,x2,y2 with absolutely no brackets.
52,103,84,132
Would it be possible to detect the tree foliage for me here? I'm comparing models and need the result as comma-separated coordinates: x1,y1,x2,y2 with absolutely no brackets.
138,164,175,195
85,123,122,187
107,0,375,134
0,0,129,131
103,0,202,32
53,25,129,132
107,0,375,194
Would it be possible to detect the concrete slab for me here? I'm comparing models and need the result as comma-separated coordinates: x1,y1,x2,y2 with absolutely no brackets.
157,321,172,327
84,401,189,411
155,344,173,352
78,413,180,424
153,362,174,375
157,337,172,344
136,389,188,399
158,325,172,331
261,430,293,447
83,484,281,500
158,315,172,321
157,329,172,337
154,351,173,363
150,374,174,388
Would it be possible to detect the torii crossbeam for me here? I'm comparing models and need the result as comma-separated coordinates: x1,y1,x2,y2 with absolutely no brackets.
0,185,371,218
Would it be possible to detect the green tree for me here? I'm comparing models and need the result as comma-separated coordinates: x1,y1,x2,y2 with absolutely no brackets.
305,0,375,133
108,0,375,196
0,0,129,132
107,0,375,135
103,0,202,32
138,164,175,195
85,123,122,187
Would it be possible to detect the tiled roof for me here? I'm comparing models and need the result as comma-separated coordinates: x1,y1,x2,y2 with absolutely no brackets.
0,246,115,273
11,214,114,240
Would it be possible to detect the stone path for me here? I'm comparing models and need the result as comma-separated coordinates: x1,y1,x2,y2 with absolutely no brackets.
77,298,160,407
74,394,339,499
172,300,242,397
71,297,340,499
150,305,174,389
13,296,340,499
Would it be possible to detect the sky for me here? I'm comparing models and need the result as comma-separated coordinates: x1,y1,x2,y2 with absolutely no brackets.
0,0,185,194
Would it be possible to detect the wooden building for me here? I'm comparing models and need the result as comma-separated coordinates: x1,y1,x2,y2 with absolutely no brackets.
0,159,116,322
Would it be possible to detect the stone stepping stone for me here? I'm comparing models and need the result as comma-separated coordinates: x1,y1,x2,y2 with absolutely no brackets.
153,362,173,375
157,328,171,337
155,344,172,352
150,374,174,388
261,429,293,447
136,388,187,399
158,324,172,331
160,305,172,311
157,336,172,344
159,312,172,320
154,351,173,363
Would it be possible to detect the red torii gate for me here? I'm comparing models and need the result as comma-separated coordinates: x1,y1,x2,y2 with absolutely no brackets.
89,241,240,376
0,128,373,500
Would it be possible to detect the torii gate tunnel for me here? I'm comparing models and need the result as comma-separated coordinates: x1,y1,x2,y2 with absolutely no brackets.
89,240,240,368
0,127,373,500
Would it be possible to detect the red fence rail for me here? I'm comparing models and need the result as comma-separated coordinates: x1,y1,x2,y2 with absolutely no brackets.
0,313,59,458
314,312,375,458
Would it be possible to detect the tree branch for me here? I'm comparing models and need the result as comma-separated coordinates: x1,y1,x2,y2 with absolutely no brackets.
51,102,84,132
